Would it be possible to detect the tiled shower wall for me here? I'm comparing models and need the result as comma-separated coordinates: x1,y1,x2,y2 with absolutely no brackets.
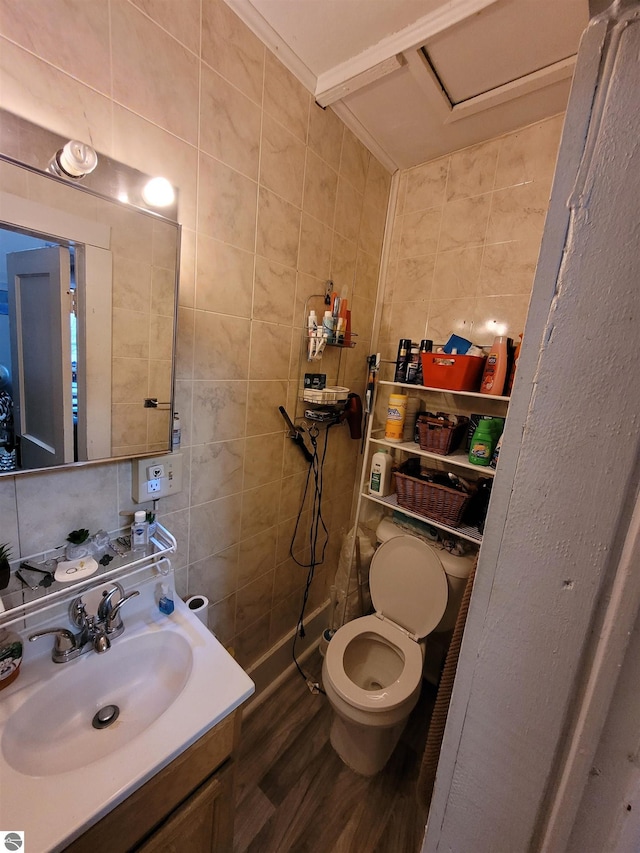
379,116,564,365
0,0,390,668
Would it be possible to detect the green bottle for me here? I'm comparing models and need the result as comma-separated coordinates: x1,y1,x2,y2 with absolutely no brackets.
469,418,495,466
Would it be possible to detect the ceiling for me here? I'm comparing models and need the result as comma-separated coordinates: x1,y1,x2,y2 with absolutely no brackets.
224,0,590,171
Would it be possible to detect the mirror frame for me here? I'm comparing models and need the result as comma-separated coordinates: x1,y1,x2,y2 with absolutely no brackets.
0,110,180,476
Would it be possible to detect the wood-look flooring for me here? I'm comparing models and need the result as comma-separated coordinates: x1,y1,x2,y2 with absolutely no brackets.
233,650,436,853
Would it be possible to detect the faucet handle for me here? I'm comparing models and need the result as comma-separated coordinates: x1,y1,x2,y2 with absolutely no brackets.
29,628,79,663
106,590,140,631
97,581,125,623
97,587,140,636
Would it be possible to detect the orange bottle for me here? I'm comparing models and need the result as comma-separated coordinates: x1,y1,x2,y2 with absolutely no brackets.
480,336,508,396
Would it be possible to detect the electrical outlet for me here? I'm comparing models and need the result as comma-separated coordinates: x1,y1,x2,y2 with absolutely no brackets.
132,453,183,502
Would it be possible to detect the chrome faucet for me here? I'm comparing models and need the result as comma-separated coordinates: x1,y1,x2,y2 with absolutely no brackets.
97,583,139,639
29,584,140,663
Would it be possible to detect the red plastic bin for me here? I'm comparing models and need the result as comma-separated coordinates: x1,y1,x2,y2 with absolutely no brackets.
420,353,486,392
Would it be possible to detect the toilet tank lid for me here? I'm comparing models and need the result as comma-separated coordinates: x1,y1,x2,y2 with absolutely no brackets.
370,536,448,638
438,548,476,579
375,518,475,580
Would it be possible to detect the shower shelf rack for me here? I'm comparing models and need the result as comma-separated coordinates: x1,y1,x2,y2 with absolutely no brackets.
0,522,176,628
354,379,510,546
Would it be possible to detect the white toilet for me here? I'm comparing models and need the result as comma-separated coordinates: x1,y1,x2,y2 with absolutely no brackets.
322,523,474,776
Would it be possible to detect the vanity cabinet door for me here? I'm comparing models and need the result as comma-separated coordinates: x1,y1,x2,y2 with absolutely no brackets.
136,761,235,853
62,711,239,853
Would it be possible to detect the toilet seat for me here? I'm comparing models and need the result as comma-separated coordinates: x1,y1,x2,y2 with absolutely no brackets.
324,535,449,713
369,535,448,638
324,614,423,712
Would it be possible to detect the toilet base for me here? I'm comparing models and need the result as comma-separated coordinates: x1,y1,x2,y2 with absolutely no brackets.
329,711,408,777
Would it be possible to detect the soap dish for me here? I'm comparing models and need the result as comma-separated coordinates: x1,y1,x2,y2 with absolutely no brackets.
54,556,99,583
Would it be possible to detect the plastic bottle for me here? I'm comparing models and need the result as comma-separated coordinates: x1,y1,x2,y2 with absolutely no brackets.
415,339,433,386
369,449,392,496
130,510,149,550
171,412,181,450
307,310,318,359
322,310,335,343
403,397,420,442
480,336,509,396
384,393,408,443
394,339,411,383
405,342,421,384
158,583,175,615
469,418,495,466
307,310,318,337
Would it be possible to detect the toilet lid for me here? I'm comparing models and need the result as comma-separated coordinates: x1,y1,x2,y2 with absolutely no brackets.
369,535,448,638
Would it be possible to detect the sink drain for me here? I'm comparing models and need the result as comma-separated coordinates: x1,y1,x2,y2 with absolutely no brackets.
92,704,120,729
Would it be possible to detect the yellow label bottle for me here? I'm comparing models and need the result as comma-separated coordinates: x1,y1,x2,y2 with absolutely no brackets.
384,394,408,442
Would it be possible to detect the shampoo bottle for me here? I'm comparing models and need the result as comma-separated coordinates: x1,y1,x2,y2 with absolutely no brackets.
369,449,392,497
480,336,509,396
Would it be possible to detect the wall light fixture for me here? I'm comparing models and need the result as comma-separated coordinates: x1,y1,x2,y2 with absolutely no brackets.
48,139,98,180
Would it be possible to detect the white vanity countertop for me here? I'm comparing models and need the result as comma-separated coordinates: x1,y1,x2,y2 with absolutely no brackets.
0,574,254,853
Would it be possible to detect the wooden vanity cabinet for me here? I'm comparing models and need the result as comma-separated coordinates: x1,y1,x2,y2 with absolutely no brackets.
63,709,241,853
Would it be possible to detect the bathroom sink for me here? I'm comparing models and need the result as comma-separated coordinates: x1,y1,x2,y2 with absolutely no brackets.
2,631,192,776
0,575,254,853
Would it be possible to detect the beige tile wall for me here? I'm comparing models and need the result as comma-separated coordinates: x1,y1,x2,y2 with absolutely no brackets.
0,0,390,668
380,116,564,365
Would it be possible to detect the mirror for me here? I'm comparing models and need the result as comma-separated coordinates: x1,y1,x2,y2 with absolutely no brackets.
0,110,180,475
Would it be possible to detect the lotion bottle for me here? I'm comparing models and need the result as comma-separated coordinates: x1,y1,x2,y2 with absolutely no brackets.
369,449,392,496
480,336,509,396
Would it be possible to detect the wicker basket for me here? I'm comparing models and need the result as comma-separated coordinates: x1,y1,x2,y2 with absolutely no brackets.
417,415,468,456
394,470,470,527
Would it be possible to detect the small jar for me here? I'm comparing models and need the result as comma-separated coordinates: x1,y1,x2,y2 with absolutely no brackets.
0,627,22,691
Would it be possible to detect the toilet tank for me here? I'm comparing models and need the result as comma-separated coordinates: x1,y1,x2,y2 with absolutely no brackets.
375,518,475,633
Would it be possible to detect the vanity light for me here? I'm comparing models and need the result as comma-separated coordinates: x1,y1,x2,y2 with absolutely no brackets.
48,139,98,179
141,176,175,208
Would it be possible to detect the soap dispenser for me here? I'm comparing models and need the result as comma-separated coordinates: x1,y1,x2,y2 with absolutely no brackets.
158,583,174,615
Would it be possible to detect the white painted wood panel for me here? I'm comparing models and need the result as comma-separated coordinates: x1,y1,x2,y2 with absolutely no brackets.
423,4,640,851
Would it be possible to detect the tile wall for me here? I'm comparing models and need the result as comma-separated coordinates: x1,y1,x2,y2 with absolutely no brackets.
0,0,390,668
379,116,564,365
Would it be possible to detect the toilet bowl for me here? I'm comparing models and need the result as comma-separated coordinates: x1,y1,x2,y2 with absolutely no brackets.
323,533,451,776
